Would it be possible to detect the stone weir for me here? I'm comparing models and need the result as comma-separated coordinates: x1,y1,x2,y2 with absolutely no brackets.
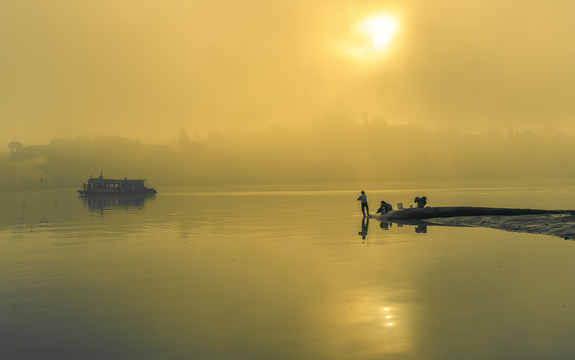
372,206,575,241
381,206,573,220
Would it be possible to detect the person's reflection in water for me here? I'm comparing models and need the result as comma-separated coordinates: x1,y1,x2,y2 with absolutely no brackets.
358,216,369,240
415,224,428,233
380,220,390,230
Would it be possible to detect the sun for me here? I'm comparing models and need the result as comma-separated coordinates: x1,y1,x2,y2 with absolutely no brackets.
346,14,399,59
361,15,399,49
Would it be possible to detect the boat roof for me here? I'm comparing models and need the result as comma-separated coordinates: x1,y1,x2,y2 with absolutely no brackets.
87,177,146,184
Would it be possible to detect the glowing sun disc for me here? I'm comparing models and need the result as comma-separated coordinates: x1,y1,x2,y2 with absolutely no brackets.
345,13,399,59
359,14,399,50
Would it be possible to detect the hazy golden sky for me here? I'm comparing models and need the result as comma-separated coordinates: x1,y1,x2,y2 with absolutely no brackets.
2,0,575,147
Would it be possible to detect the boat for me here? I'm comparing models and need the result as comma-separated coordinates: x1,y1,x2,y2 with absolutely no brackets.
78,174,157,195
377,206,573,220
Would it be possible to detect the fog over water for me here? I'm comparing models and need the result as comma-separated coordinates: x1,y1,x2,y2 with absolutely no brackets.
3,121,575,190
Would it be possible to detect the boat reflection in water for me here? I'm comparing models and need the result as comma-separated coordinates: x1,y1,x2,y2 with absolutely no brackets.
82,194,155,212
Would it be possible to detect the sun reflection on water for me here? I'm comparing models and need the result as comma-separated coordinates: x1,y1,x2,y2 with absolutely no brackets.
326,290,411,357
381,306,395,326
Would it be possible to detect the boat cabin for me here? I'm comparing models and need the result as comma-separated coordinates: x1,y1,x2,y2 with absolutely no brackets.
79,175,156,195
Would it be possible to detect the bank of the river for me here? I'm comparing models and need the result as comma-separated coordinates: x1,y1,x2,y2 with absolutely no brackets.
426,213,575,240
373,207,575,240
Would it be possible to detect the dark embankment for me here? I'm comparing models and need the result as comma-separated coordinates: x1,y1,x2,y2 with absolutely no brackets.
384,207,574,220
372,207,575,241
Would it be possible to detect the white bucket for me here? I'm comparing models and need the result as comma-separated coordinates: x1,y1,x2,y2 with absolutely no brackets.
397,203,403,210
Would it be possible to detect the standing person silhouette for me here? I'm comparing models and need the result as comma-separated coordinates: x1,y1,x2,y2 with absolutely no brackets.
357,191,369,216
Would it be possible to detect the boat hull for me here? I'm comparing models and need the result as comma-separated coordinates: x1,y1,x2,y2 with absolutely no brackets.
78,188,157,196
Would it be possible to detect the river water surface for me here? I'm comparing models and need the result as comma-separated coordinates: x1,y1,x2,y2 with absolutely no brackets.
2,185,575,359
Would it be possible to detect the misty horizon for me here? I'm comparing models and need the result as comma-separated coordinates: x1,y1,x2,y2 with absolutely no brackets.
2,117,575,191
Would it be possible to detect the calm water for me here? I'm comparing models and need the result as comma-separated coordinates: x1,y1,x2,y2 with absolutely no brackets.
2,185,575,360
